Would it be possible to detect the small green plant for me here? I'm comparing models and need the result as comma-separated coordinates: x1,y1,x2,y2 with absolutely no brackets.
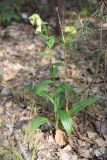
28,14,96,135
0,0,22,26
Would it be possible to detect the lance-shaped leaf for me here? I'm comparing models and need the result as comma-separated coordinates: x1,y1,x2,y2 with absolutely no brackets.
53,62,65,67
54,94,61,113
58,110,73,135
55,83,65,95
35,51,50,56
46,36,55,48
54,84,65,112
37,91,54,104
70,97,96,117
30,117,48,130
30,80,54,94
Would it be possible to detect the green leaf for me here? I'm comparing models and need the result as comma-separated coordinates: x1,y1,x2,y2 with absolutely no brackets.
30,117,48,130
70,98,96,117
30,80,54,94
53,62,65,67
54,83,65,112
46,36,55,48
37,91,54,104
55,83,65,95
36,80,54,92
50,67,59,77
29,80,54,103
35,52,50,56
54,95,61,112
58,110,73,135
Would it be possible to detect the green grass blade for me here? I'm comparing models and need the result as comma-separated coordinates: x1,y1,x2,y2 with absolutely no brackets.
58,110,73,135
70,97,96,117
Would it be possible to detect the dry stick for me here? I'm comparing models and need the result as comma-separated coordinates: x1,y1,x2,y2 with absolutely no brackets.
81,4,105,130
93,3,105,134
86,3,105,134
104,45,107,99
56,5,69,111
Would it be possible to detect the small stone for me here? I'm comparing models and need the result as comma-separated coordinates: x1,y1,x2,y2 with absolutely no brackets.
1,88,12,97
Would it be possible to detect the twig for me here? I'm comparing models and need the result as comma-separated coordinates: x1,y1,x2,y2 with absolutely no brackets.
88,2,105,96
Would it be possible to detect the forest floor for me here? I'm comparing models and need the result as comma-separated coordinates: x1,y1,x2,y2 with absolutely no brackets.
0,22,107,160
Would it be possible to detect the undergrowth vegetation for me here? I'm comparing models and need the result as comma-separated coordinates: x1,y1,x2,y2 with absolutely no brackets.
0,1,107,159
0,0,22,26
28,14,96,135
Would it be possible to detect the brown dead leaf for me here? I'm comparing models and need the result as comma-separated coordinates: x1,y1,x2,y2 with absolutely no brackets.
55,129,67,146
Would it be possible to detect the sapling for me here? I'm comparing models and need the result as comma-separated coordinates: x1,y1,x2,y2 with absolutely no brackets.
28,14,96,136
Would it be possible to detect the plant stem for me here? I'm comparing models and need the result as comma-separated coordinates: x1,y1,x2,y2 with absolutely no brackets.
56,5,69,111
55,113,59,129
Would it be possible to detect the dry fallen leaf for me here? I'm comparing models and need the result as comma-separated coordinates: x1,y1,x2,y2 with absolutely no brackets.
55,129,67,146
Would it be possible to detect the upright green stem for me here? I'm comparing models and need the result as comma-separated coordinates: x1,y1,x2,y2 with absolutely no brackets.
49,48,59,129
55,113,59,129
56,6,69,111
